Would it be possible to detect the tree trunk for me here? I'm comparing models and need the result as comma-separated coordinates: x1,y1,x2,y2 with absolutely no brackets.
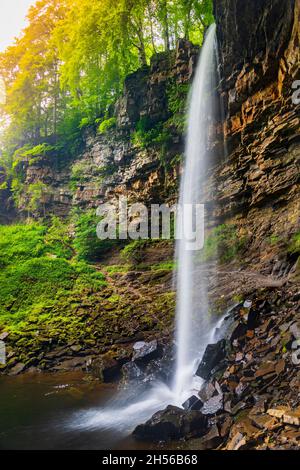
161,0,170,51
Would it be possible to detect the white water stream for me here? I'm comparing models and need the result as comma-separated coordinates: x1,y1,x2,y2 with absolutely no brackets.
173,23,217,397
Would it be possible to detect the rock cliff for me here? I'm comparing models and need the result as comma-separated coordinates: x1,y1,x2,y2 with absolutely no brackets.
4,1,299,281
212,0,300,276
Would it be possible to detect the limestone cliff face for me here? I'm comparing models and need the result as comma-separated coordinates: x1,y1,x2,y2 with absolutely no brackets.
211,0,300,274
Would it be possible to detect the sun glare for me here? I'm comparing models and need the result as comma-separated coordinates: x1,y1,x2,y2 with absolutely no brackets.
0,0,36,53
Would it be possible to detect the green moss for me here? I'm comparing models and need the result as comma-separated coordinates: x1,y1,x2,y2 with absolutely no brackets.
107,294,121,303
72,209,122,262
288,232,300,255
166,80,189,132
0,222,106,332
0,256,105,329
0,224,46,268
201,224,247,264
69,161,88,190
97,117,117,134
105,264,132,273
150,261,176,271
121,240,150,263
269,234,281,246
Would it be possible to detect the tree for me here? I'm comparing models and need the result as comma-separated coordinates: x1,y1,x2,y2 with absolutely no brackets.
0,0,214,169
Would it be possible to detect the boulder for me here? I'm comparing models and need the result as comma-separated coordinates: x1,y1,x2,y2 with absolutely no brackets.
182,395,204,411
230,322,248,341
196,340,227,380
54,356,92,371
196,425,223,450
201,393,224,415
132,340,162,365
0,331,9,341
121,362,143,382
133,405,208,442
91,354,121,382
198,381,216,402
8,362,26,376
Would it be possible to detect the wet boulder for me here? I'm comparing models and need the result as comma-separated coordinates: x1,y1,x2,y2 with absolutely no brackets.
132,340,162,365
229,321,248,341
8,362,26,376
182,395,204,411
121,362,144,382
133,405,208,442
196,340,227,380
199,381,217,402
196,424,223,450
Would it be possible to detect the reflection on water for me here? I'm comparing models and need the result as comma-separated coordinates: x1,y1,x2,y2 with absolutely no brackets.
0,315,228,450
0,371,158,450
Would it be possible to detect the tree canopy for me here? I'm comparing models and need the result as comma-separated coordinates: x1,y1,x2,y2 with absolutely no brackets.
0,0,214,163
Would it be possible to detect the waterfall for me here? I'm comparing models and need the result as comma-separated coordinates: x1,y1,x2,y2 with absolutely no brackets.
75,25,220,434
173,24,218,397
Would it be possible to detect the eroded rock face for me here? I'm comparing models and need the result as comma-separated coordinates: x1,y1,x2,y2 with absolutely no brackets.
210,0,300,273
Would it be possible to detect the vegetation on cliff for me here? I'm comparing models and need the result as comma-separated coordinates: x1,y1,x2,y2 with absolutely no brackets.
0,0,213,171
0,220,176,373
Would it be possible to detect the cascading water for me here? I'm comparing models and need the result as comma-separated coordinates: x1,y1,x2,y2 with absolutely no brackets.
70,24,221,436
173,23,218,398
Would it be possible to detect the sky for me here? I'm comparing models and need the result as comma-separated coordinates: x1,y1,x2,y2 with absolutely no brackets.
0,0,36,53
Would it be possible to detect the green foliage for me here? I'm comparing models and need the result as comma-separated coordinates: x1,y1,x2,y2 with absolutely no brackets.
132,118,160,148
0,224,46,268
201,224,246,264
97,117,117,134
166,80,189,131
20,144,56,163
79,117,91,129
72,209,120,262
132,118,172,154
26,181,51,216
288,232,300,255
0,0,214,166
0,221,106,329
69,161,88,191
44,216,74,259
